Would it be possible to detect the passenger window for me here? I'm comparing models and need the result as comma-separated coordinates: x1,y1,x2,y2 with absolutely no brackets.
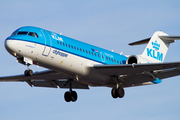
95,53,97,56
98,54,100,57
28,32,35,37
83,49,85,52
77,47,79,51
102,55,104,59
86,50,88,53
57,41,59,44
80,48,82,52
74,46,76,50
92,52,94,55
17,31,28,35
117,60,119,64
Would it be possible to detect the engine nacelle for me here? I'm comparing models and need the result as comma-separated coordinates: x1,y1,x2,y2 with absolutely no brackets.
126,55,152,64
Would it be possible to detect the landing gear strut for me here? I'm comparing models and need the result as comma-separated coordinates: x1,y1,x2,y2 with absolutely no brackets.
24,64,33,76
111,75,125,99
64,79,78,102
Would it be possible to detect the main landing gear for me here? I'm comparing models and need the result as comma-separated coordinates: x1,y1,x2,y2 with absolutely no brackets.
64,79,78,102
111,87,125,98
111,75,125,99
24,64,33,77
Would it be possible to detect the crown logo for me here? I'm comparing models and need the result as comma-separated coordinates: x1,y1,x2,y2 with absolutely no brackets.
152,40,160,50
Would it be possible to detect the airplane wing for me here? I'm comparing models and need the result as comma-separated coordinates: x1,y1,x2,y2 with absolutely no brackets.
1,62,180,89
93,62,180,87
0,70,89,89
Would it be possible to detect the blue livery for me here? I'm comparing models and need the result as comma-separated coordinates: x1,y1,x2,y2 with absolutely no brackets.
7,26,127,65
3,26,180,102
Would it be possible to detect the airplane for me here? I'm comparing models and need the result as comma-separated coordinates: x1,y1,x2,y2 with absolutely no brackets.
1,26,180,102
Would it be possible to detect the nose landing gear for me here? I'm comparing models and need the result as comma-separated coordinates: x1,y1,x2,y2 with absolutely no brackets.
24,69,33,76
24,64,33,77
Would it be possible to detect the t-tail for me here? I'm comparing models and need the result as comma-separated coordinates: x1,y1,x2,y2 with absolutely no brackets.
128,31,180,64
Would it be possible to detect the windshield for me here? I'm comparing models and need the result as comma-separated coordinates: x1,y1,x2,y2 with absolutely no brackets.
11,30,39,38
17,31,28,35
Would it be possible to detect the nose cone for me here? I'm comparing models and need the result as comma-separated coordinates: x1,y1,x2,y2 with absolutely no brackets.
5,39,18,55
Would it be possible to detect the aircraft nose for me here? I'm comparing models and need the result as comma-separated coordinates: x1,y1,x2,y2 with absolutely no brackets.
5,39,18,55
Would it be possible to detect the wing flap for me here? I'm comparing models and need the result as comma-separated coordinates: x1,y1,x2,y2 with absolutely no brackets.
56,81,89,89
121,68,180,87
26,80,89,89
0,70,89,89
0,70,67,82
94,62,180,75
28,80,58,88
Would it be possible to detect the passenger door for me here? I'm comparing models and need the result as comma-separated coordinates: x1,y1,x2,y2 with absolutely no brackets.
42,30,52,56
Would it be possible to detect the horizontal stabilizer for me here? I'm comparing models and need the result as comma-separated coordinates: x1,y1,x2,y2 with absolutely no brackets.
129,36,180,46
129,38,151,46
159,36,180,42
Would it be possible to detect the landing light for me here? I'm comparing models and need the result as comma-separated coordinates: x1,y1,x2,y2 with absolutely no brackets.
13,53,17,56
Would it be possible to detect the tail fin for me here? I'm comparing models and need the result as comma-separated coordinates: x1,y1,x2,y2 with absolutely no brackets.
129,31,180,63
141,31,171,63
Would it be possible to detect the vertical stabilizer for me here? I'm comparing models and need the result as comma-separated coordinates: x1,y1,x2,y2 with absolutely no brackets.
141,31,174,63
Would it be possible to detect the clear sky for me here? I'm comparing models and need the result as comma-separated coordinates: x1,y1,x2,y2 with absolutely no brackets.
0,0,180,120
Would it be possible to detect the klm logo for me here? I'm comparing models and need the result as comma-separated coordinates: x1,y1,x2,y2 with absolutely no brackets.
152,40,160,50
147,40,163,61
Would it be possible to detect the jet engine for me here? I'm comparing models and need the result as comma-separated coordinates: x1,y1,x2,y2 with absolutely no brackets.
126,55,151,64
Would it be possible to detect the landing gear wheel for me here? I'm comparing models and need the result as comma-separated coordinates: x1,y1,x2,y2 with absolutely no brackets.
111,87,125,98
24,69,33,76
64,91,71,102
71,91,77,102
28,70,33,76
118,87,125,98
64,91,78,102
111,87,118,98
24,70,29,76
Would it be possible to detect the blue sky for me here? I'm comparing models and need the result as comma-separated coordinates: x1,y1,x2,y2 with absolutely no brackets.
0,0,180,120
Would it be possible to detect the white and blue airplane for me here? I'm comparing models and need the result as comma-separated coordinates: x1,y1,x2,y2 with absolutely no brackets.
1,26,180,102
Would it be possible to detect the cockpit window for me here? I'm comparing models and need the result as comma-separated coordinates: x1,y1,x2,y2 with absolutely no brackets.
28,32,35,37
12,31,39,38
34,33,38,38
17,31,28,35
28,32,38,38
11,30,18,36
